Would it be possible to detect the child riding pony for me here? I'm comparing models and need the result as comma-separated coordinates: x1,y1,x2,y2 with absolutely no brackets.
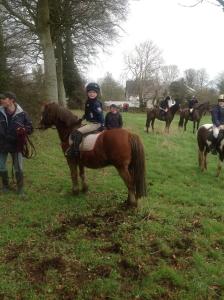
39,103,147,207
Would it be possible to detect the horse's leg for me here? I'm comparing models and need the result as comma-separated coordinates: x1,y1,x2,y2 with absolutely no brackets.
198,149,205,171
199,148,208,172
193,121,195,134
198,149,202,169
67,158,79,194
151,118,155,132
216,158,223,177
117,165,137,207
79,163,88,193
184,119,188,131
165,121,169,133
145,117,149,133
204,151,208,170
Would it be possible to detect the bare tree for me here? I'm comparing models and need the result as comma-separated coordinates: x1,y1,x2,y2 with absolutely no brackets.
1,0,129,105
0,17,9,91
184,68,209,91
215,71,224,93
196,68,209,90
124,40,163,108
180,0,224,9
184,68,198,89
0,0,59,102
99,73,125,102
160,65,180,86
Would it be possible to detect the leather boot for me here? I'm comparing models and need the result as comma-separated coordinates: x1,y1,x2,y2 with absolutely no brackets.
65,131,83,158
15,171,24,196
0,171,10,193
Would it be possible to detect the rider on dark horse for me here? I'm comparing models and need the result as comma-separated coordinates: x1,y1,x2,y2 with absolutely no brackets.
159,96,170,117
210,94,224,154
159,96,175,118
66,82,104,158
188,96,198,117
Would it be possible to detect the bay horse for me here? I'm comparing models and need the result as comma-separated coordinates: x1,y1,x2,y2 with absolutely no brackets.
197,124,224,176
39,103,147,207
145,101,180,133
178,101,210,133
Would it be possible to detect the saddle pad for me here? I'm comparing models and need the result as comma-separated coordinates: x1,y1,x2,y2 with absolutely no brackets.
80,132,101,151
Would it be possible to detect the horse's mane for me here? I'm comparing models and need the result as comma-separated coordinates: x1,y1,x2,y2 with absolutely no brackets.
195,101,209,111
45,102,80,128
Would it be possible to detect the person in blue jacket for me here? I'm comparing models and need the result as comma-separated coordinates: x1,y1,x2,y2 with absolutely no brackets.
210,94,224,154
105,104,123,129
66,82,104,158
0,92,33,194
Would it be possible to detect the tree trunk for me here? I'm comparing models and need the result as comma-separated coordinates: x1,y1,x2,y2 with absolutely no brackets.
63,32,85,108
55,40,66,106
0,22,9,91
37,0,58,102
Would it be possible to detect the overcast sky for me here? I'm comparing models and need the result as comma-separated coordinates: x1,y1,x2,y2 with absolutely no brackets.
85,0,224,84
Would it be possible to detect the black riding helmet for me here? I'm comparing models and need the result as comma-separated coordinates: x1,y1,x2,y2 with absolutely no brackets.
86,82,100,94
110,104,117,109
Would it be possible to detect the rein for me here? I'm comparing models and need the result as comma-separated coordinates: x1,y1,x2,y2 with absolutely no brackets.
22,134,36,159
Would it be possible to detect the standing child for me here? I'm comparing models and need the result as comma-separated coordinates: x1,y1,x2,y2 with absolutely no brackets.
105,104,123,130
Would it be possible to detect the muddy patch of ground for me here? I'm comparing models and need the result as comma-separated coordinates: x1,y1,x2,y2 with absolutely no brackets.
46,207,129,241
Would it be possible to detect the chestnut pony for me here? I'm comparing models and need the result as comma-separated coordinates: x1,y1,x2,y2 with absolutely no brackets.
39,103,147,207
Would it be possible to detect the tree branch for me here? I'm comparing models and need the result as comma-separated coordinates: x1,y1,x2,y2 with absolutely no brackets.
0,0,36,32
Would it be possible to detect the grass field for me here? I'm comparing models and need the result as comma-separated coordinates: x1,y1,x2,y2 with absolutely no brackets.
1,112,224,300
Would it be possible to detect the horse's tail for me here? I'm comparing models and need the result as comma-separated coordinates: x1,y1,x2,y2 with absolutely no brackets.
129,134,147,198
178,113,184,128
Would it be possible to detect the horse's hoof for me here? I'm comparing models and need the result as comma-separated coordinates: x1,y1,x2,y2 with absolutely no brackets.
124,199,137,209
72,189,80,195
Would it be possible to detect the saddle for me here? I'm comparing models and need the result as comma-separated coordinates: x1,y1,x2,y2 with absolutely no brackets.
79,132,102,151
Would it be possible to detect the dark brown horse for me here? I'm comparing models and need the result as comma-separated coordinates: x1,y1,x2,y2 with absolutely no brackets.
145,101,180,133
39,103,147,207
197,124,224,176
178,102,210,133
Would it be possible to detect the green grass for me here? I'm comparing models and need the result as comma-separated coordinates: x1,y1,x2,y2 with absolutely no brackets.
0,112,224,299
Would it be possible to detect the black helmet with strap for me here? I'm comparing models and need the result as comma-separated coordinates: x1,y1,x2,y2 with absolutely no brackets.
86,82,100,94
